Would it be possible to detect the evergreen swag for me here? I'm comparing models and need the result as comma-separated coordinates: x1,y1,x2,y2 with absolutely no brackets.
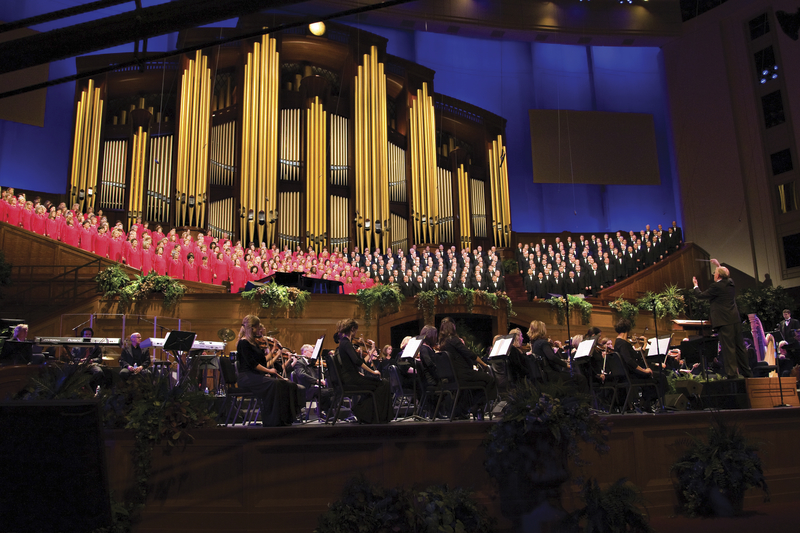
608,297,639,327
242,282,310,316
95,265,187,308
544,295,593,325
416,288,515,324
355,283,405,321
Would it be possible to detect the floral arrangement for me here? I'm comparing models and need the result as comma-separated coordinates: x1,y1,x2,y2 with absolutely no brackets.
544,294,593,325
241,282,310,316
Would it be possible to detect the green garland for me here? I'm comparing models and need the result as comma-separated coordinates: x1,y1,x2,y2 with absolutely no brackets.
95,265,187,308
355,283,405,322
241,282,310,316
415,288,515,324
608,297,639,327
544,295,593,325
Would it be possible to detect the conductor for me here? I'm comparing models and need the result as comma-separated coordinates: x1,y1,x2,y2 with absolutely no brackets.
692,260,752,379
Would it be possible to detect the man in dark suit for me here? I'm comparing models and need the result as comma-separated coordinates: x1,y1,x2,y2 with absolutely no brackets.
120,332,152,380
778,309,800,364
693,262,752,379
533,272,548,300
523,268,537,301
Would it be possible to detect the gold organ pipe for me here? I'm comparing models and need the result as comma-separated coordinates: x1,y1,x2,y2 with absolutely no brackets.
70,94,84,207
241,58,251,241
88,88,103,213
78,79,94,212
253,39,263,243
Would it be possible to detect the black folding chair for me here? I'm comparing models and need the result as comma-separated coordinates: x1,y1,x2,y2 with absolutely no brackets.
387,364,416,419
218,357,261,426
323,353,379,425
606,352,662,415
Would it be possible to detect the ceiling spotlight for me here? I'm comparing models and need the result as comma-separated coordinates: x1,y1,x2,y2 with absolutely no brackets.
761,78,767,84
772,73,778,79
762,69,769,75
309,22,326,36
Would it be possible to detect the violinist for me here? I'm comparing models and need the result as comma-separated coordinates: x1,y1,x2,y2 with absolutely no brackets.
438,317,497,420
335,318,392,424
506,328,532,384
528,320,588,393
236,315,301,426
613,318,667,412
288,344,333,413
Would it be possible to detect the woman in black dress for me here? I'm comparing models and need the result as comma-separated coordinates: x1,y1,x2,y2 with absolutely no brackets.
528,320,588,393
336,318,393,424
438,317,497,420
235,315,301,426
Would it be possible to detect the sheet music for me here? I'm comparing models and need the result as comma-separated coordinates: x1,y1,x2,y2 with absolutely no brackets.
401,336,423,358
310,335,325,360
489,337,513,358
647,337,671,357
574,338,597,359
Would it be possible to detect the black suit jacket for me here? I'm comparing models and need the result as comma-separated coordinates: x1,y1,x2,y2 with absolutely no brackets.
694,278,740,328
779,318,800,347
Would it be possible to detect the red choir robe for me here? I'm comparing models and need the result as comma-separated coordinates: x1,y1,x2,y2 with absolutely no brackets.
199,263,213,284
94,232,110,258
79,227,95,252
109,237,124,262
141,247,154,273
168,257,184,278
32,213,47,235
184,260,200,282
153,254,167,276
212,260,229,285
229,265,247,293
125,245,143,270
45,217,60,239
61,224,80,247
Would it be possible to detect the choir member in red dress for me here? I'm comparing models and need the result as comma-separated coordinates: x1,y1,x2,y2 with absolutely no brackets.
78,220,95,252
20,200,34,231
153,246,167,276
141,240,154,273
199,256,213,284
109,228,124,262
229,258,247,294
31,205,47,235
184,253,200,282
168,250,184,278
213,252,229,285
125,239,143,270
94,225,110,258
45,209,60,239
61,217,80,247
5,197,22,226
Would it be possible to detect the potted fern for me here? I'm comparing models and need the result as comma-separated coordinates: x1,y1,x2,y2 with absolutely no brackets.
671,420,769,517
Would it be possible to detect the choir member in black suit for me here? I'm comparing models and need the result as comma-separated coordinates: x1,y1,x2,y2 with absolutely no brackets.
549,270,565,296
533,272,548,299
600,258,616,289
778,309,800,364
523,268,537,301
692,262,752,379
565,270,581,295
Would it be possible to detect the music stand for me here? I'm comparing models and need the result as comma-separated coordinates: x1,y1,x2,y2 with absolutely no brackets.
164,331,196,386
488,335,515,359
680,335,718,381
399,335,424,419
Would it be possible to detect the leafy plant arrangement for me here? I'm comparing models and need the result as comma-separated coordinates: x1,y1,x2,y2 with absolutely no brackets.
95,266,187,308
609,297,639,327
484,380,610,518
126,271,187,308
242,282,310,317
314,476,495,533
665,372,720,395
15,360,96,400
671,420,769,517
355,283,405,323
736,285,795,328
544,295,593,325
102,374,217,515
502,258,519,275
636,284,685,319
95,264,131,300
562,478,654,533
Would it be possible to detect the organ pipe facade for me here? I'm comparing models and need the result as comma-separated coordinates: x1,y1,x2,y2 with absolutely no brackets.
70,79,103,214
176,50,211,230
69,19,511,253
354,46,390,252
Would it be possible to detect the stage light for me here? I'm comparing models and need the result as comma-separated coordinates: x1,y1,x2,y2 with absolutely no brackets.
761,78,767,84
763,69,769,75
309,22,326,36
772,73,778,79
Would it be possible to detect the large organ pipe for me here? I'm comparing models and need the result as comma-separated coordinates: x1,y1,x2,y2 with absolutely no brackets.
409,82,438,244
241,35,279,245
457,164,471,251
70,80,104,214
488,135,511,247
354,46,389,252
306,97,327,249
